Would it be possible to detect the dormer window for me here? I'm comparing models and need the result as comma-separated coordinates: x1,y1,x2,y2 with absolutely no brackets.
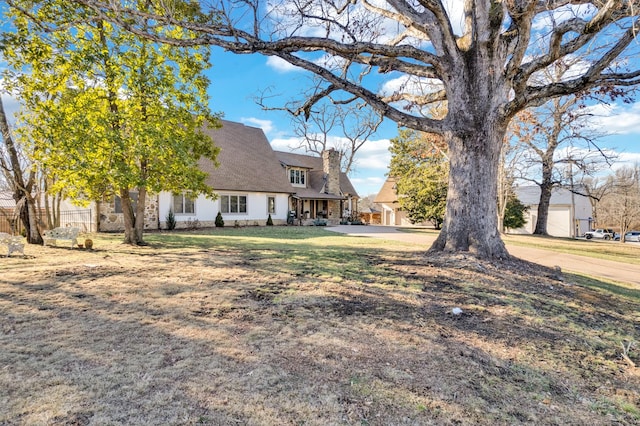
289,168,306,187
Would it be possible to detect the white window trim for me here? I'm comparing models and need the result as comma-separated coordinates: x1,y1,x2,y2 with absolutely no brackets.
221,194,248,215
289,168,306,187
172,193,196,215
267,195,276,215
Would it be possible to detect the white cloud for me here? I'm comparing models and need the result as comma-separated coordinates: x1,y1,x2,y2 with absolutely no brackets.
349,175,387,197
379,76,444,108
351,138,391,172
270,136,300,151
265,56,302,73
532,4,596,31
613,151,640,168
585,102,640,135
442,0,465,35
240,117,276,135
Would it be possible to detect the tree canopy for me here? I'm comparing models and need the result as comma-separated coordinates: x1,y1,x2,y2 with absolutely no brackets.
59,0,640,258
389,128,448,228
3,0,220,244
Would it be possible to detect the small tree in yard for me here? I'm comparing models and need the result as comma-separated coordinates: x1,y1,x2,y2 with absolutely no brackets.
266,214,273,226
72,1,640,259
503,196,529,231
215,211,224,228
389,129,448,229
165,209,176,231
4,1,220,245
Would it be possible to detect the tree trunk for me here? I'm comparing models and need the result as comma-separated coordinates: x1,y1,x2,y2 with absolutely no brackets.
121,187,147,245
134,187,147,245
0,95,43,244
431,123,509,259
534,183,553,235
121,189,139,245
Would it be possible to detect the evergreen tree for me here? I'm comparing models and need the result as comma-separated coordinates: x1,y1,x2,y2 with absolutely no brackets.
215,211,224,228
389,129,448,229
503,196,529,231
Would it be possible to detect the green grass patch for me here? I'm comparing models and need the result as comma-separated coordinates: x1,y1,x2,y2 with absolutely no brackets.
401,228,640,265
568,273,640,301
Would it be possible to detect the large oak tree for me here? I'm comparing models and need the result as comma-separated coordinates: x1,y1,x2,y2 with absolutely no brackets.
71,0,640,258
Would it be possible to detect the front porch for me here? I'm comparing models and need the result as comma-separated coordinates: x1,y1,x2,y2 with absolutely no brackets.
289,195,356,226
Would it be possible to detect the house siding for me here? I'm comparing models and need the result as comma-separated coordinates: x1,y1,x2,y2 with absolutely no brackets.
157,192,290,229
509,186,593,237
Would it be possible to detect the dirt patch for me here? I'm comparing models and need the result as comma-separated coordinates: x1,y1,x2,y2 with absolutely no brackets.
1,238,638,425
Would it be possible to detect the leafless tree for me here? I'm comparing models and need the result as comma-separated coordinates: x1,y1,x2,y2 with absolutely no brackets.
52,1,640,258
598,166,640,240
583,175,613,228
509,90,616,235
258,83,382,175
497,135,527,234
0,94,43,243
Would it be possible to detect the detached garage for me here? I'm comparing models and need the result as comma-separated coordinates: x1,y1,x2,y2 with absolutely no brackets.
510,186,593,238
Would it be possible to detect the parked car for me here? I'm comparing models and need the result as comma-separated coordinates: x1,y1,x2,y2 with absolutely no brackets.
584,229,615,240
623,231,640,242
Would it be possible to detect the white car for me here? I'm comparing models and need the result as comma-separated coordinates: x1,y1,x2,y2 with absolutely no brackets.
584,229,615,240
624,231,640,242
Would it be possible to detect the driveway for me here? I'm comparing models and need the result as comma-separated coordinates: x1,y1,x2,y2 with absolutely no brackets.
325,225,640,287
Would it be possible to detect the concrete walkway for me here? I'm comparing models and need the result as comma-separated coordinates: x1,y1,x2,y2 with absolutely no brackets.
325,225,640,287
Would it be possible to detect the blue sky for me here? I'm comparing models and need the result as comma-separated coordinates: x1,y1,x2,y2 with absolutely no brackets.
205,46,400,197
2,2,639,198
205,46,640,197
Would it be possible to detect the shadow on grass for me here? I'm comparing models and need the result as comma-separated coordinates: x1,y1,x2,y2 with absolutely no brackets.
2,228,639,424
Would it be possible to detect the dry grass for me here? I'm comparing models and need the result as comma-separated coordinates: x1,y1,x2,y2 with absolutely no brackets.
1,228,639,425
402,227,640,265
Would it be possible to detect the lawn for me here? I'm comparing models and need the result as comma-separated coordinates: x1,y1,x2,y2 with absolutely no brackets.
1,227,638,425
402,227,640,266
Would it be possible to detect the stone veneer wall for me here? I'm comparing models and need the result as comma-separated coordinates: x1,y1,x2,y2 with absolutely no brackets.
326,199,341,221
322,149,341,196
99,194,159,232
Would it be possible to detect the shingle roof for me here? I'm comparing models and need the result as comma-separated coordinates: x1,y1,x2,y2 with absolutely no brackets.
199,120,294,194
515,185,588,205
374,177,398,203
274,151,359,198
274,151,319,169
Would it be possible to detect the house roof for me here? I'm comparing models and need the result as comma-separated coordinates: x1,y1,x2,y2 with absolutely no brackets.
374,177,398,203
274,151,359,198
274,151,318,169
199,120,294,194
0,192,15,209
515,185,588,206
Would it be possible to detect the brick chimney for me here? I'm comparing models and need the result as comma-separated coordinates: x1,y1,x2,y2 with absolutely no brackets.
322,149,341,195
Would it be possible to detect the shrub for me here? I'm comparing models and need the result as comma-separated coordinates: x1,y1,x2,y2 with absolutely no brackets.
215,212,224,227
165,209,176,230
267,214,273,226
186,218,200,230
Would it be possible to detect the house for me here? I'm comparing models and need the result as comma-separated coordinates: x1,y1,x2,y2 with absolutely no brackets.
510,186,593,238
98,120,359,230
374,177,592,237
374,177,418,226
275,149,359,225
